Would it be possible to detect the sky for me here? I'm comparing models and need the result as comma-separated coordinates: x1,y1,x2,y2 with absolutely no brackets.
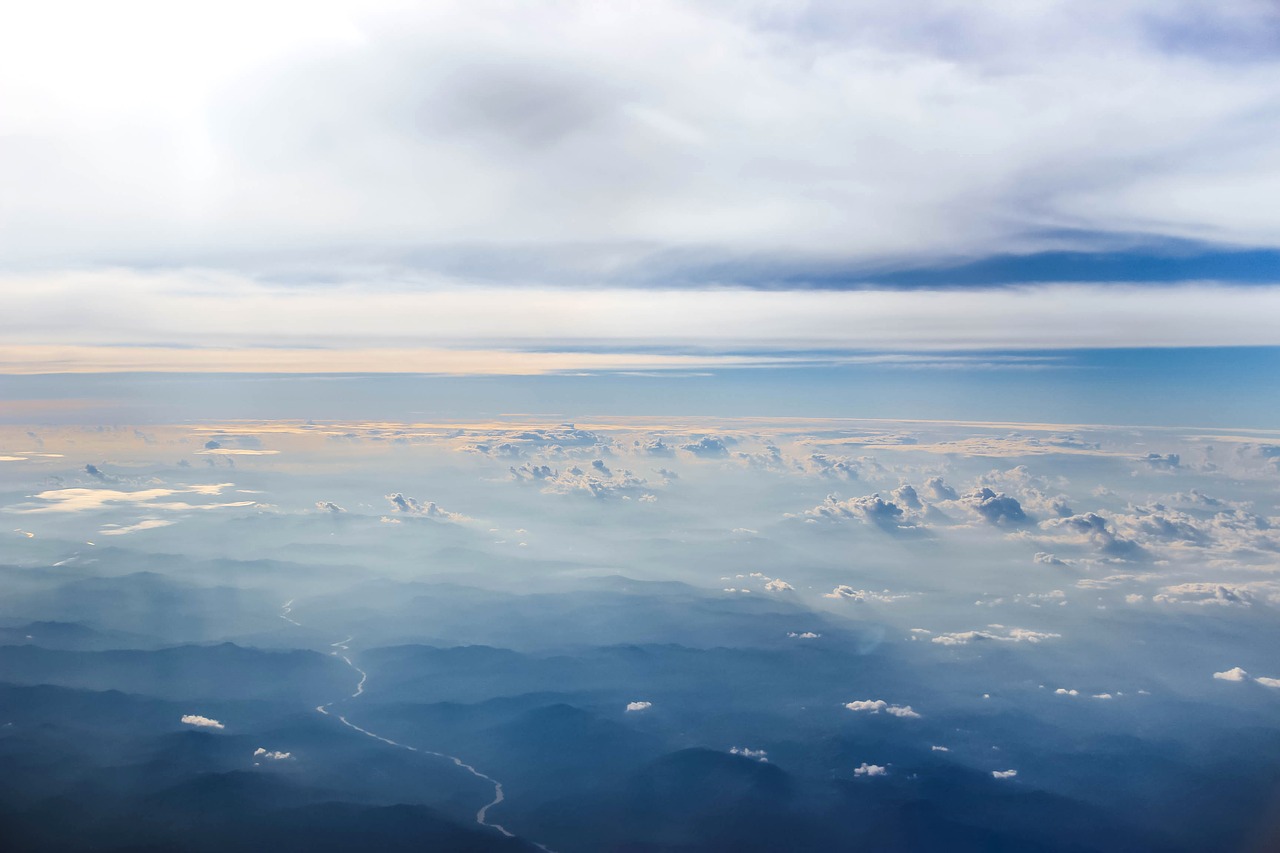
2,0,1279,424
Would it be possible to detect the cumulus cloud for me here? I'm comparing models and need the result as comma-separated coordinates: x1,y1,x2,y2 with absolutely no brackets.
787,631,821,639
992,769,1018,779
844,700,921,718
763,578,793,592
1140,452,1182,471
1214,667,1280,688
823,586,912,603
181,714,224,729
315,501,346,513
795,493,921,531
729,746,768,762
510,460,651,499
625,701,652,712
254,748,292,760
931,625,1061,646
682,436,732,459
962,488,1029,526
854,763,887,777
1154,582,1271,607
1055,688,1079,696
384,493,470,521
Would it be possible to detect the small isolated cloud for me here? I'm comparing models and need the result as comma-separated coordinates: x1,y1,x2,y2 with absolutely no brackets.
315,500,346,513
824,586,912,603
787,631,821,639
854,763,886,777
1214,667,1249,681
384,493,469,521
181,714,224,729
992,769,1018,779
844,700,921,718
625,701,652,712
99,519,174,536
1092,693,1114,700
1034,551,1070,566
764,578,794,591
1214,667,1280,688
931,625,1061,646
1055,688,1079,696
931,745,949,752
254,747,292,760
729,746,768,762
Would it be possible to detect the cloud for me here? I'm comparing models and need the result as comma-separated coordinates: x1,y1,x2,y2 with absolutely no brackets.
99,519,174,536
1214,667,1280,688
1140,452,1182,471
763,578,794,592
315,500,346,513
787,631,821,639
931,625,1061,646
962,488,1029,526
180,714,224,729
854,763,887,777
931,745,949,752
682,436,732,459
992,769,1018,779
1055,688,1079,696
18,483,255,514
844,700,921,718
1154,583,1268,607
510,460,652,499
254,748,292,760
625,701,652,712
824,586,912,603
384,493,469,521
729,746,768,762
795,493,918,530
923,476,958,501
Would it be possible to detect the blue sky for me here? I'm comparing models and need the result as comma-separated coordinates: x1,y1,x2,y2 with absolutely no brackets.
1,1,1278,425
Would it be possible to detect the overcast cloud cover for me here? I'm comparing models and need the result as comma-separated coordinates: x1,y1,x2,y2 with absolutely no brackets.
3,1,1280,373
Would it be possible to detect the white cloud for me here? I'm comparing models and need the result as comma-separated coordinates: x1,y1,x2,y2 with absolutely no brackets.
823,586,912,603
764,578,794,592
625,701,652,712
729,746,768,762
931,745,949,752
853,763,887,777
844,700,920,718
1213,667,1249,681
992,769,1018,779
18,483,254,514
99,519,174,536
1256,677,1280,689
384,493,470,521
787,631,821,639
1055,688,1079,696
931,626,1061,646
254,747,292,760
180,714,224,729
